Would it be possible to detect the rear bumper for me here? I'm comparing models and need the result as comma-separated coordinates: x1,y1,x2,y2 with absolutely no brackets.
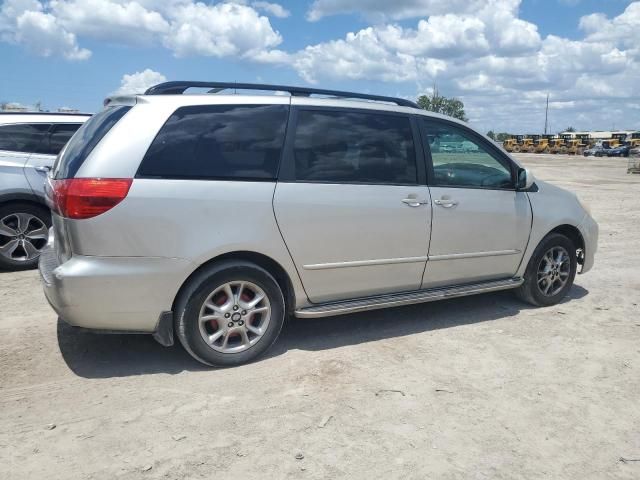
578,214,598,274
39,243,191,332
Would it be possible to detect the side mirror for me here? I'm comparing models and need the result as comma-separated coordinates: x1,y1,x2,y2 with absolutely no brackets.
516,167,535,190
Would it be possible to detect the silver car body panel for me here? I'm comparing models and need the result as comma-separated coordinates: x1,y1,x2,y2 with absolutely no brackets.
24,152,56,198
39,94,597,332
0,114,89,202
61,179,309,322
422,187,532,288
0,150,33,199
40,234,191,331
516,179,597,277
274,183,432,303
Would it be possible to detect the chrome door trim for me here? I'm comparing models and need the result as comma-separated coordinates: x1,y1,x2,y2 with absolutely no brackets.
303,255,430,270
295,277,523,318
428,249,521,261
303,250,521,270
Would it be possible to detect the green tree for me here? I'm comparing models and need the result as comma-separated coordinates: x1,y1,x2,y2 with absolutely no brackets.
486,130,496,140
496,132,512,142
417,88,468,121
564,126,576,132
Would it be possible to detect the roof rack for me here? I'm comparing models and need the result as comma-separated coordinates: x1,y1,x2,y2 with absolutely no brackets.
144,81,418,108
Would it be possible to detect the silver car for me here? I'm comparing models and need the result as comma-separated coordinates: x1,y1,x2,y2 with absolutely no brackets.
0,113,89,270
39,82,598,367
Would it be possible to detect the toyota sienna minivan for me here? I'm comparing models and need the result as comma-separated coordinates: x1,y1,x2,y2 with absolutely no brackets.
39,82,598,367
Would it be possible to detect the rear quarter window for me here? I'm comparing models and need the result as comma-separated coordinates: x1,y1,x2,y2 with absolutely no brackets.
53,107,130,179
137,104,288,180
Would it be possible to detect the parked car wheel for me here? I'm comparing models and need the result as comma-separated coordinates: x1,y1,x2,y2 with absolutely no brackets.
175,260,286,367
0,203,51,271
515,233,577,307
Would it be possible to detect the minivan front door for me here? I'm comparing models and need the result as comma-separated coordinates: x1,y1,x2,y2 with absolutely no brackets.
419,118,532,288
274,106,431,303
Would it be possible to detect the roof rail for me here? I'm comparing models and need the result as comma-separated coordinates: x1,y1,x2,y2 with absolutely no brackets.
0,111,92,116
144,81,419,108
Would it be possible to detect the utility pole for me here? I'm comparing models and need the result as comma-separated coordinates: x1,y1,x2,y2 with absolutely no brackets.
544,93,549,135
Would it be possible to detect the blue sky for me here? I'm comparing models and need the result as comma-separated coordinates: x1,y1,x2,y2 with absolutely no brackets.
1,0,638,133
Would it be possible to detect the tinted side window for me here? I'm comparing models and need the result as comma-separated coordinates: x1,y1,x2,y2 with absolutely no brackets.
53,107,130,179
38,124,83,155
422,120,513,189
138,104,288,180
0,124,50,153
293,110,417,184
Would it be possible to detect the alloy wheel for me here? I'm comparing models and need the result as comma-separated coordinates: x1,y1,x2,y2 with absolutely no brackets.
198,281,272,354
537,246,571,296
0,213,48,263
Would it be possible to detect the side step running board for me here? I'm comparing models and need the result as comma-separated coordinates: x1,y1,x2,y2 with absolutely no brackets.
295,278,524,319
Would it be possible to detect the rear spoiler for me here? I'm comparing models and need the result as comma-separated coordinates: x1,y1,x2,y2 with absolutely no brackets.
103,95,138,107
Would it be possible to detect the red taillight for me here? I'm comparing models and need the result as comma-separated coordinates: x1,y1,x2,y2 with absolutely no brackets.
46,178,132,219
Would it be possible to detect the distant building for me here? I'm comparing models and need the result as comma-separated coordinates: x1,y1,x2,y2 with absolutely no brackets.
1,103,82,113
1,102,30,112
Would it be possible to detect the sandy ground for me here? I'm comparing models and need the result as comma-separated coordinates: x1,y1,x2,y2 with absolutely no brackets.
1,154,639,479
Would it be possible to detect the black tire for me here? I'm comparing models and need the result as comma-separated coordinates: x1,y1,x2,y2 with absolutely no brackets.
0,202,51,271
175,260,286,367
515,233,577,307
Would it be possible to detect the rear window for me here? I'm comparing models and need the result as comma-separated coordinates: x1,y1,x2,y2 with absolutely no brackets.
53,107,130,179
0,123,51,153
137,104,288,180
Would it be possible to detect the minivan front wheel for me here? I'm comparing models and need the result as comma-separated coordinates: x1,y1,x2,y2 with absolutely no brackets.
515,233,577,307
175,261,286,367
0,203,51,271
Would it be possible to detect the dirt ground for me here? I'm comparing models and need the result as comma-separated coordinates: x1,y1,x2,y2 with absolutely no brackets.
1,154,639,479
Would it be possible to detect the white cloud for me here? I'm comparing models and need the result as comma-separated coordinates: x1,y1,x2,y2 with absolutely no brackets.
14,10,91,60
111,68,166,95
164,2,282,58
580,2,640,58
0,0,638,132
0,0,88,59
307,0,492,21
0,0,284,60
292,0,639,132
292,1,541,82
251,1,290,18
0,0,37,42
50,0,170,44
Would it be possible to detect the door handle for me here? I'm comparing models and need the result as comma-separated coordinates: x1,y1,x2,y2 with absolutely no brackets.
402,197,428,207
34,166,51,173
434,198,458,208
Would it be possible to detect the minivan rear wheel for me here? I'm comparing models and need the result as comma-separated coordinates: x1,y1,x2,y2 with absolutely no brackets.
0,203,51,271
515,233,577,307
175,261,286,367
